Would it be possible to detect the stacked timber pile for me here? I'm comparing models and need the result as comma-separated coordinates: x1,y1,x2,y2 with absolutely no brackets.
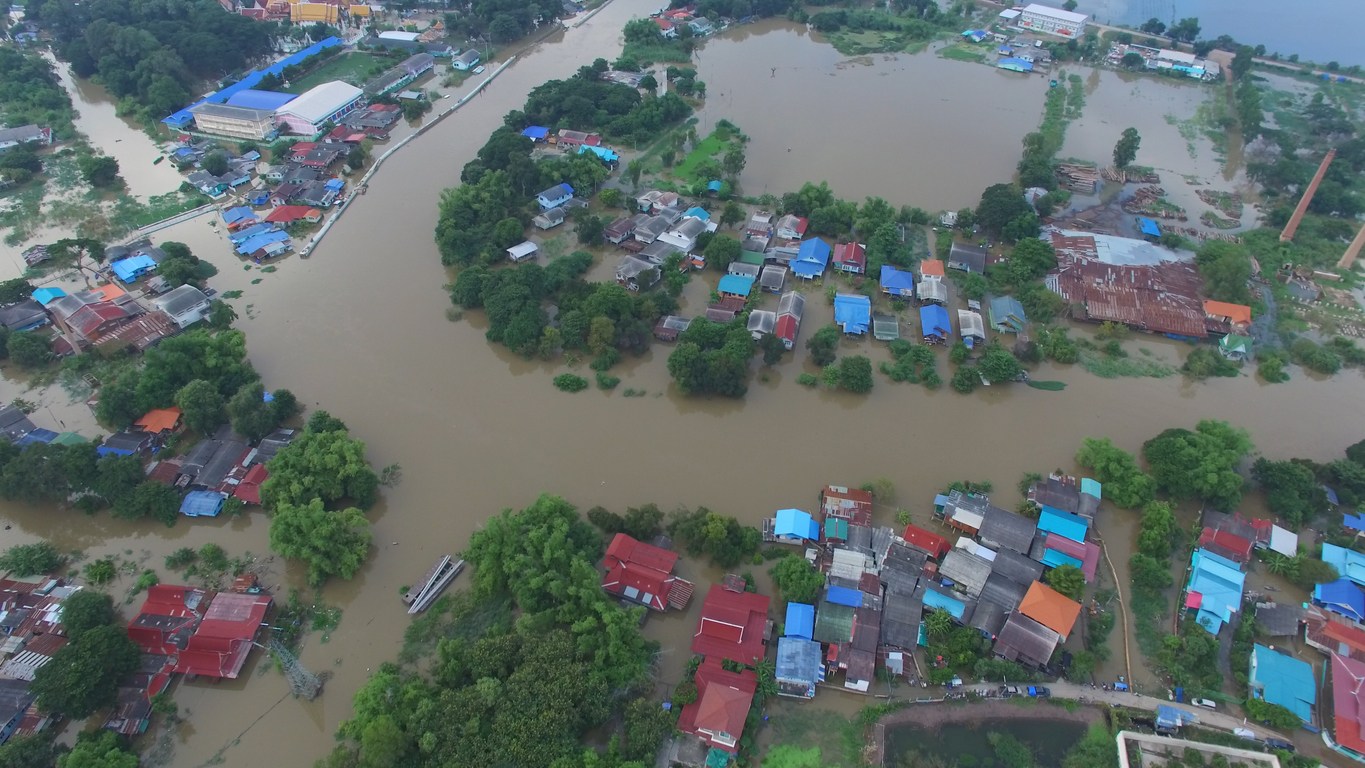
1168,226,1244,243
1122,186,1187,220
1056,163,1100,193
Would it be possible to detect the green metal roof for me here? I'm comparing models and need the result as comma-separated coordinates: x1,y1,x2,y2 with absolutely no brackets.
706,747,732,768
812,601,856,644
825,517,848,540
50,432,88,446
738,251,765,265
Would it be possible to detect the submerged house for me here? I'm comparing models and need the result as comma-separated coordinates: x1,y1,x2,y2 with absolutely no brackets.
692,585,770,665
920,304,952,344
989,296,1026,333
775,635,822,699
880,265,915,298
1184,548,1246,634
833,294,871,335
678,657,757,753
790,239,831,280
600,533,694,611
535,183,574,210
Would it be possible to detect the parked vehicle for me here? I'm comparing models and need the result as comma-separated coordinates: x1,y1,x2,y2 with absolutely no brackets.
1000,685,1021,697
1028,686,1051,698
1193,698,1218,710
1263,738,1295,753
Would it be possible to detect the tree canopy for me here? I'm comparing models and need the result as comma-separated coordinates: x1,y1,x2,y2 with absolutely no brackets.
666,317,754,397
976,183,1031,235
1251,458,1328,529
769,556,825,604
260,424,380,512
269,498,372,587
1141,420,1253,510
31,624,139,718
1075,437,1155,508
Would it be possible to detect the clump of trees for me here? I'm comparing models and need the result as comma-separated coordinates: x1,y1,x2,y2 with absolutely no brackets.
769,555,824,604
0,542,64,576
586,503,663,541
31,593,139,718
1075,437,1155,509
666,316,755,397
667,507,761,568
1141,420,1252,511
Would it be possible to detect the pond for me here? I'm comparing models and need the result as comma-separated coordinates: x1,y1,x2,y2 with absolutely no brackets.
884,718,1090,767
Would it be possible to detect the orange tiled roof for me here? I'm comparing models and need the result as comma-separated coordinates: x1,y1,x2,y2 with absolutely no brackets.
1018,581,1081,638
1203,300,1252,326
135,407,182,434
921,259,945,277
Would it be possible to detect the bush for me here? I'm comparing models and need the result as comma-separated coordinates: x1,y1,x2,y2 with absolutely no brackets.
838,355,873,393
0,542,64,576
595,372,620,389
553,374,589,392
796,373,818,387
1183,346,1240,379
951,365,979,394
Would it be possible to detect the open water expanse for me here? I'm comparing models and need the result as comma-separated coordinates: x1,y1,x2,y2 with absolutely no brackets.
0,3,1362,766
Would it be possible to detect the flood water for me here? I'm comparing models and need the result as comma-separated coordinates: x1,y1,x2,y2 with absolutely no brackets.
885,719,1089,767
1074,0,1365,69
2,5,1365,767
693,21,1050,209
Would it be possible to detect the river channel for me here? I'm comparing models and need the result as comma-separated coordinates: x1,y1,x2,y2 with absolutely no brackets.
1,5,1365,767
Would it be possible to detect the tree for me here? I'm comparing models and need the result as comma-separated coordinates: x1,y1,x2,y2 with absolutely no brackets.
0,734,56,768
346,144,367,170
575,213,604,246
269,498,372,586
806,324,840,366
720,201,745,229
838,355,873,393
759,333,786,365
722,146,746,179
58,591,116,640
1113,127,1141,168
260,427,380,510
6,332,51,369
955,207,976,231
55,732,138,768
488,13,522,42
925,607,953,639
1075,437,1156,508
1069,649,1096,679
31,624,139,718
1139,18,1165,35
1001,212,1041,243
1142,421,1253,510
976,183,1031,234
228,382,280,442
78,155,120,188
1121,52,1145,69
0,542,63,576
1251,458,1327,529
200,151,229,176
979,343,1023,383
175,379,225,435
1168,17,1201,42
639,73,657,92
113,482,181,527
0,279,33,305
704,235,741,272
1129,553,1173,592
951,365,979,394
949,341,971,365
1196,240,1252,304
769,556,824,604
206,299,237,330
598,188,623,208
1062,0,1077,9
1046,564,1085,601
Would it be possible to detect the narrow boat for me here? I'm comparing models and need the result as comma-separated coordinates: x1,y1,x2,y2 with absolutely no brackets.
153,156,164,165
404,556,464,614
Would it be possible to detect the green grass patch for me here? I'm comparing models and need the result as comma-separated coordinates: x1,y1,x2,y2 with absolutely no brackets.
285,52,392,94
671,133,727,181
1080,349,1176,379
621,41,692,65
1026,380,1066,391
939,43,986,62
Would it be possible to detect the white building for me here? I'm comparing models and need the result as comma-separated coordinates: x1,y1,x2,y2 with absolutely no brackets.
274,82,364,136
1018,3,1088,38
377,30,422,43
188,103,278,141
153,284,212,329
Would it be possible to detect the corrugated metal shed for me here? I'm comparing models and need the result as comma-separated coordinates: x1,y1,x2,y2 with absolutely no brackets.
969,600,1007,638
978,506,1037,553
991,549,1045,587
940,549,992,597
880,591,921,649
979,572,1030,613
993,612,1060,668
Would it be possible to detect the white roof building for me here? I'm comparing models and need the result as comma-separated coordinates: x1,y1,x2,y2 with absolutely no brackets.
1018,3,1088,37
378,30,422,42
274,82,365,135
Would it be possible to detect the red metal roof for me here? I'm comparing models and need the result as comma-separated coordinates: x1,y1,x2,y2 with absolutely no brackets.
1043,533,1099,582
833,242,866,268
602,534,683,611
605,533,677,573
1333,653,1365,754
68,302,130,338
775,314,797,342
678,657,756,751
127,586,271,679
1197,527,1253,563
691,585,769,664
233,464,268,504
264,205,319,223
901,525,949,558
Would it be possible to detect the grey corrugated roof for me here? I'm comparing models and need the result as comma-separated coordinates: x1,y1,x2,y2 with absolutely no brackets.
847,524,873,553
992,549,1045,587
1032,478,1080,513
1256,603,1307,637
776,636,821,684
155,285,209,318
969,600,1007,637
993,612,1059,668
980,572,1030,612
196,440,246,488
190,102,275,121
0,678,34,725
852,607,881,652
940,549,992,597
978,506,1037,553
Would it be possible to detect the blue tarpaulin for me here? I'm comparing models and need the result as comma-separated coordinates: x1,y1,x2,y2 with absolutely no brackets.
1156,705,1197,729
785,603,815,639
180,491,225,518
111,254,158,282
833,294,871,335
520,126,549,140
826,585,863,607
920,304,952,339
1138,217,1161,237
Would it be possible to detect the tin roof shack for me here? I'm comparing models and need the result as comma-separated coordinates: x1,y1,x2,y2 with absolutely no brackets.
978,506,1037,553
692,585,770,665
104,653,174,737
1017,581,1080,640
775,636,822,699
0,678,35,744
940,549,992,597
1046,231,1207,339
823,486,873,525
880,590,922,651
128,586,273,679
942,491,988,536
679,657,757,752
1250,644,1316,724
601,533,693,611
994,612,1060,669
653,315,692,342
948,242,987,274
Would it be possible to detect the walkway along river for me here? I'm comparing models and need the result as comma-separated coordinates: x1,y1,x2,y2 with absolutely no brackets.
1,4,1365,767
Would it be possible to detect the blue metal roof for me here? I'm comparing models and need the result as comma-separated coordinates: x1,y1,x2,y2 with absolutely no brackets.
31,287,66,306
880,265,915,291
707,180,723,192
785,602,816,640
1323,543,1365,586
682,206,710,221
1251,644,1315,722
1156,705,1197,729
1314,579,1365,622
1324,485,1341,506
920,304,952,338
1138,217,1161,237
775,509,819,541
922,588,966,619
998,57,1034,72
717,274,755,296
833,294,870,335
229,223,278,243
15,429,57,447
237,231,290,255
226,89,298,111
1344,513,1365,532
180,490,225,518
325,178,345,190
1041,548,1084,570
163,37,344,126
538,183,574,200
520,126,549,140
826,586,863,607
578,145,619,163
1037,508,1089,543
222,206,256,224
793,238,831,269
246,190,270,205
1187,548,1246,634
111,254,158,283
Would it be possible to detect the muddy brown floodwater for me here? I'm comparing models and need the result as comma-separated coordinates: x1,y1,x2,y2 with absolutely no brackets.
691,21,1050,209
2,8,1365,767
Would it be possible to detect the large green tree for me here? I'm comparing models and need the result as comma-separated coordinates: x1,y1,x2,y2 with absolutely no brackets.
1251,458,1327,529
260,427,380,511
1142,420,1253,510
1045,564,1085,601
1075,437,1155,508
769,556,824,604
57,590,117,640
228,382,280,442
31,624,139,718
1112,127,1141,168
975,183,1031,235
268,498,372,586
174,379,225,435
979,343,1023,383
55,732,137,768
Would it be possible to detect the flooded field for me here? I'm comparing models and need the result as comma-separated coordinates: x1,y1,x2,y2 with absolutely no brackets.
692,21,1050,209
0,6,1363,768
885,718,1090,767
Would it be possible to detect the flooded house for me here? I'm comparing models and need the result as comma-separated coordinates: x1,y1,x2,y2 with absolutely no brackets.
599,533,694,611
746,310,776,339
535,183,574,211
989,296,1026,333
1249,644,1316,725
880,265,915,299
978,505,1037,554
939,549,992,598
614,256,659,291
957,309,986,347
652,315,691,342
717,275,755,301
745,211,774,237
506,242,539,263
831,243,866,274
677,657,757,754
775,290,805,350
775,634,822,699
605,214,644,243
632,215,670,244
948,242,987,274
1184,548,1246,634
993,611,1060,669
775,214,808,240
920,304,952,345
127,585,273,679
759,265,787,294
790,239,831,280
659,216,709,253
153,285,212,329
533,207,568,230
